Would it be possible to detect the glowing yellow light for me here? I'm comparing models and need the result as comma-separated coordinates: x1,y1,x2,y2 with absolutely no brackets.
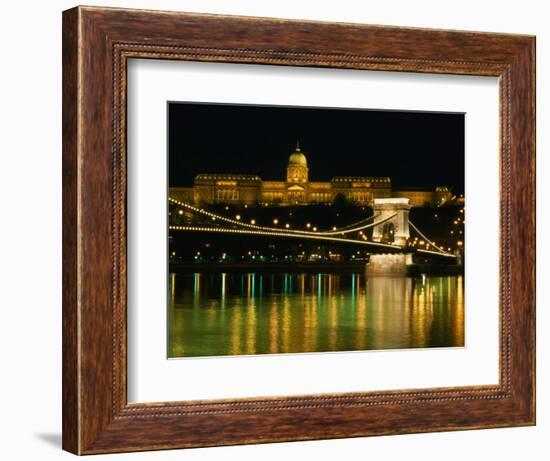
285,223,290,228
171,251,176,256
235,214,241,220
273,219,278,224
457,241,463,246
332,226,337,231
178,210,184,215
306,223,311,228
250,219,256,225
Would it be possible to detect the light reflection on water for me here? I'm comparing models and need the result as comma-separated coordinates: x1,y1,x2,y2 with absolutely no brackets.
168,272,464,358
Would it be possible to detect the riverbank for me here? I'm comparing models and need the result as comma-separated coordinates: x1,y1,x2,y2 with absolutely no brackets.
169,261,463,276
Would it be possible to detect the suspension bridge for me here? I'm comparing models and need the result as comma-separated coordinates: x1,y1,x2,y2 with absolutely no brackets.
168,197,456,269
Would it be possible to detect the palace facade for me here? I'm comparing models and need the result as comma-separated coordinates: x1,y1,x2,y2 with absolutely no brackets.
169,144,454,208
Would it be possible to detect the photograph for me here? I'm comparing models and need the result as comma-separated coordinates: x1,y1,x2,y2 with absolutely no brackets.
167,102,466,358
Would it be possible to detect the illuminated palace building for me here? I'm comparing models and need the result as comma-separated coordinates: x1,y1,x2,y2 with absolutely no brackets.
170,143,455,208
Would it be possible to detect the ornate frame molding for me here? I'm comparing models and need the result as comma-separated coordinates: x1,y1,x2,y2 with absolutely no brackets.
63,6,535,454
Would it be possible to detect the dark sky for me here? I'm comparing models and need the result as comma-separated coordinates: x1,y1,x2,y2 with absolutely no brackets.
168,102,464,194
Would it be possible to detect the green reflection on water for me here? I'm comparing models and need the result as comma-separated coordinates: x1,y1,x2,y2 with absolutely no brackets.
168,272,464,358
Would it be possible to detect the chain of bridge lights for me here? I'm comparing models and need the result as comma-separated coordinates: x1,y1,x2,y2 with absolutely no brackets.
416,248,456,259
169,197,397,237
168,224,408,250
408,220,454,256
169,198,456,258
319,212,401,235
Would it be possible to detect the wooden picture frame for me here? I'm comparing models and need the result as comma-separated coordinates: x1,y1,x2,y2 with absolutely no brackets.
62,5,535,455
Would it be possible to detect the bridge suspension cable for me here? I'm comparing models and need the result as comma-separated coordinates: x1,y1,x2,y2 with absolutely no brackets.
168,225,404,250
169,197,397,236
408,220,454,257
168,199,457,257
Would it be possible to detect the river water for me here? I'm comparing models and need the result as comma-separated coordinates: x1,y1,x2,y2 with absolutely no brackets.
168,271,464,358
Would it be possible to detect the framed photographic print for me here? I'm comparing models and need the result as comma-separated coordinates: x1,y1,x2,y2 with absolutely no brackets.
62,6,535,454
165,102,465,360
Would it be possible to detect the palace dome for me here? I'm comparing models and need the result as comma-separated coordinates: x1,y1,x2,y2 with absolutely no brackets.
288,144,307,167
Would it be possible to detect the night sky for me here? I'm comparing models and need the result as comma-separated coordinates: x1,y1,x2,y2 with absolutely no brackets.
168,102,464,194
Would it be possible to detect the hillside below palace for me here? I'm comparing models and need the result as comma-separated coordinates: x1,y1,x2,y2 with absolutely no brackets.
169,143,455,208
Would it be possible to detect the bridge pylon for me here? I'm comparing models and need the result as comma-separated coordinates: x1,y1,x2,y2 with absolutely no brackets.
371,198,412,246
367,253,414,276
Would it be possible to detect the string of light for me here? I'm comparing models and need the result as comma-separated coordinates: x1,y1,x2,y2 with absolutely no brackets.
169,225,404,250
168,198,457,258
408,220,454,256
169,197,397,236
